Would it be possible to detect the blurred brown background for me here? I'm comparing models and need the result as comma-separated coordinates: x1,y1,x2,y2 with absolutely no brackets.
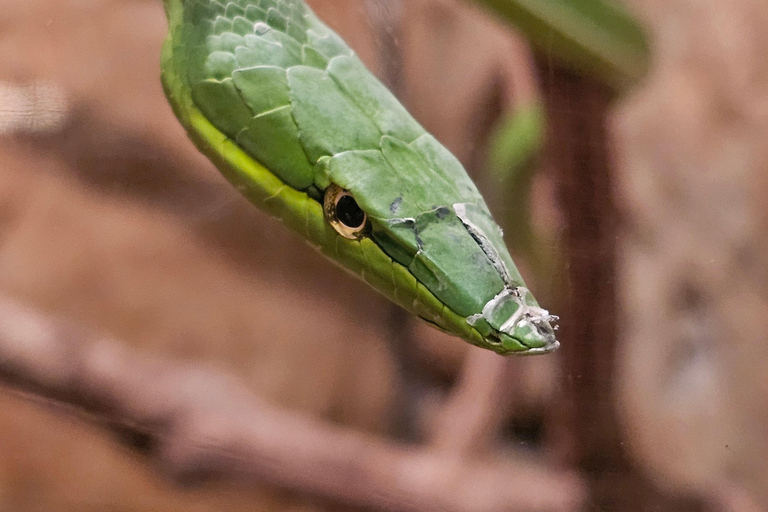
0,0,767,511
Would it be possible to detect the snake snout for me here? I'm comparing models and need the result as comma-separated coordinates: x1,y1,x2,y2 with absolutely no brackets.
511,314,560,354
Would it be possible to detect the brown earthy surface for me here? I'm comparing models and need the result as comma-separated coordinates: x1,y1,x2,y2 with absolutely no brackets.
0,0,766,510
614,0,768,509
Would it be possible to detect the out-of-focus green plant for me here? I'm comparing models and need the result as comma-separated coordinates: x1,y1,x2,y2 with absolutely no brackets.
486,103,545,258
470,0,649,89
484,104,562,300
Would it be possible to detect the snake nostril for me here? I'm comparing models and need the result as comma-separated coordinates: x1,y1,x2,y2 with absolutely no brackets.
486,333,502,345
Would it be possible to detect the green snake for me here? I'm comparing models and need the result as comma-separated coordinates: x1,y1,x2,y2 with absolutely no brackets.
160,0,558,355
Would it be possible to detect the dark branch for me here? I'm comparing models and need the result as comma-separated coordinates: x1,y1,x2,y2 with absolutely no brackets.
0,294,584,511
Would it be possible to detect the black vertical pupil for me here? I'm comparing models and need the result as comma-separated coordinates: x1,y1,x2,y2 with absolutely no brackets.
336,195,365,228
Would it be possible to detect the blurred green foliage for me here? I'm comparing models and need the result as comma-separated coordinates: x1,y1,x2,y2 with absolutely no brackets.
470,0,649,89
484,104,562,300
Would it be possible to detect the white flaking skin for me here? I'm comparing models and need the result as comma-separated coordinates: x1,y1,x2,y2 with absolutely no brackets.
455,203,558,350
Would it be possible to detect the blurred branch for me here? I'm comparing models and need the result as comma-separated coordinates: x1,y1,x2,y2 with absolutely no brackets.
428,350,511,456
466,0,649,89
0,294,585,512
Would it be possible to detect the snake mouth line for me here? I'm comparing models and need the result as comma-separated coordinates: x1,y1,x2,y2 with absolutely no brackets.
517,338,560,355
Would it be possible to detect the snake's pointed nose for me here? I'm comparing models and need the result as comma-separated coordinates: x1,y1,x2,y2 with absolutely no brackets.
470,286,560,355
502,315,560,355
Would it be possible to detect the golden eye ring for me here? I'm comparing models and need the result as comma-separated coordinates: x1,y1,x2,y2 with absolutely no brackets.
323,184,369,240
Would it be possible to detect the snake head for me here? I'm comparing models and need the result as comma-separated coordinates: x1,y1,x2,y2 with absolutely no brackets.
161,0,559,355
316,141,559,355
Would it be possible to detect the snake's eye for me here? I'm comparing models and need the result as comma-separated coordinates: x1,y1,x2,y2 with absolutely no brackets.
324,184,368,240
